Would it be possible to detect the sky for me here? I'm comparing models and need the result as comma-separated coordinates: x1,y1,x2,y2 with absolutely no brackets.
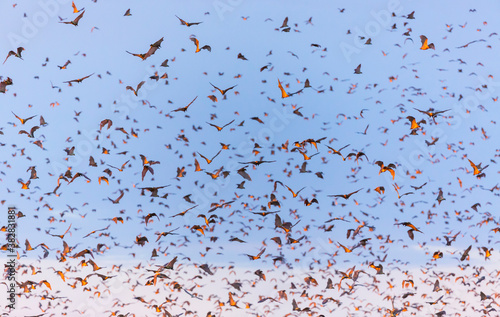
1,0,500,316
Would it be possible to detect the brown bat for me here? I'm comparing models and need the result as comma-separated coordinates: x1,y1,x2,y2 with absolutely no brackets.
142,165,154,181
284,185,305,198
277,78,290,98
125,51,147,60
60,10,85,26
171,205,198,218
72,1,84,13
139,154,160,166
0,77,13,93
126,37,163,60
138,185,169,197
68,172,91,184
72,248,94,259
145,37,163,59
468,159,483,175
279,16,290,32
27,166,38,179
406,116,423,130
12,111,36,124
395,222,423,233
245,248,266,260
344,151,369,163
392,184,414,199
328,188,363,200
155,227,179,242
237,166,252,181
172,96,198,112
108,190,124,204
175,15,202,27
63,73,94,85
210,82,237,95
190,37,211,53
413,107,450,122
207,119,235,131
3,47,24,64
197,150,222,164
58,60,71,69
144,213,160,226
420,35,435,50
19,126,39,138
99,119,112,130
411,182,427,190
460,245,472,261
239,159,276,166
126,81,145,96
375,161,396,180
325,144,350,160
338,242,357,253
49,224,72,239
107,160,129,172
354,64,362,74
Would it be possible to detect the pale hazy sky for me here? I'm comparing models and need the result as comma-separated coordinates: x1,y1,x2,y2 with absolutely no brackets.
2,1,500,316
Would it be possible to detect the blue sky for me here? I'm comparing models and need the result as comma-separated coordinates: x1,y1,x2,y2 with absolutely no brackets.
1,0,500,316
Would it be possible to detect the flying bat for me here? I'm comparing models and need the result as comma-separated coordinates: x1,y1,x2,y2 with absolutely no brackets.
3,47,24,64
145,37,164,59
0,77,13,93
63,73,94,85
395,222,423,233
12,111,36,125
207,119,235,131
190,37,211,53
197,150,222,164
354,64,362,74
175,15,202,27
172,96,198,112
126,37,163,60
245,248,266,260
239,159,276,166
277,78,290,98
328,188,363,200
19,126,39,138
210,82,237,95
60,10,85,26
71,1,84,13
420,35,435,50
126,81,145,96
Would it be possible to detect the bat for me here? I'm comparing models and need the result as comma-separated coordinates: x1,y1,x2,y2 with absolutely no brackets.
172,96,198,112
63,73,94,85
245,248,266,260
126,81,145,96
395,222,423,233
12,111,36,124
207,119,235,131
19,126,40,138
190,37,211,53
175,15,202,27
145,37,163,59
210,82,237,95
3,47,24,64
354,64,362,74
277,78,290,98
60,10,85,26
328,188,363,200
197,150,222,164
72,1,84,13
108,190,124,204
0,77,13,93
420,35,435,50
